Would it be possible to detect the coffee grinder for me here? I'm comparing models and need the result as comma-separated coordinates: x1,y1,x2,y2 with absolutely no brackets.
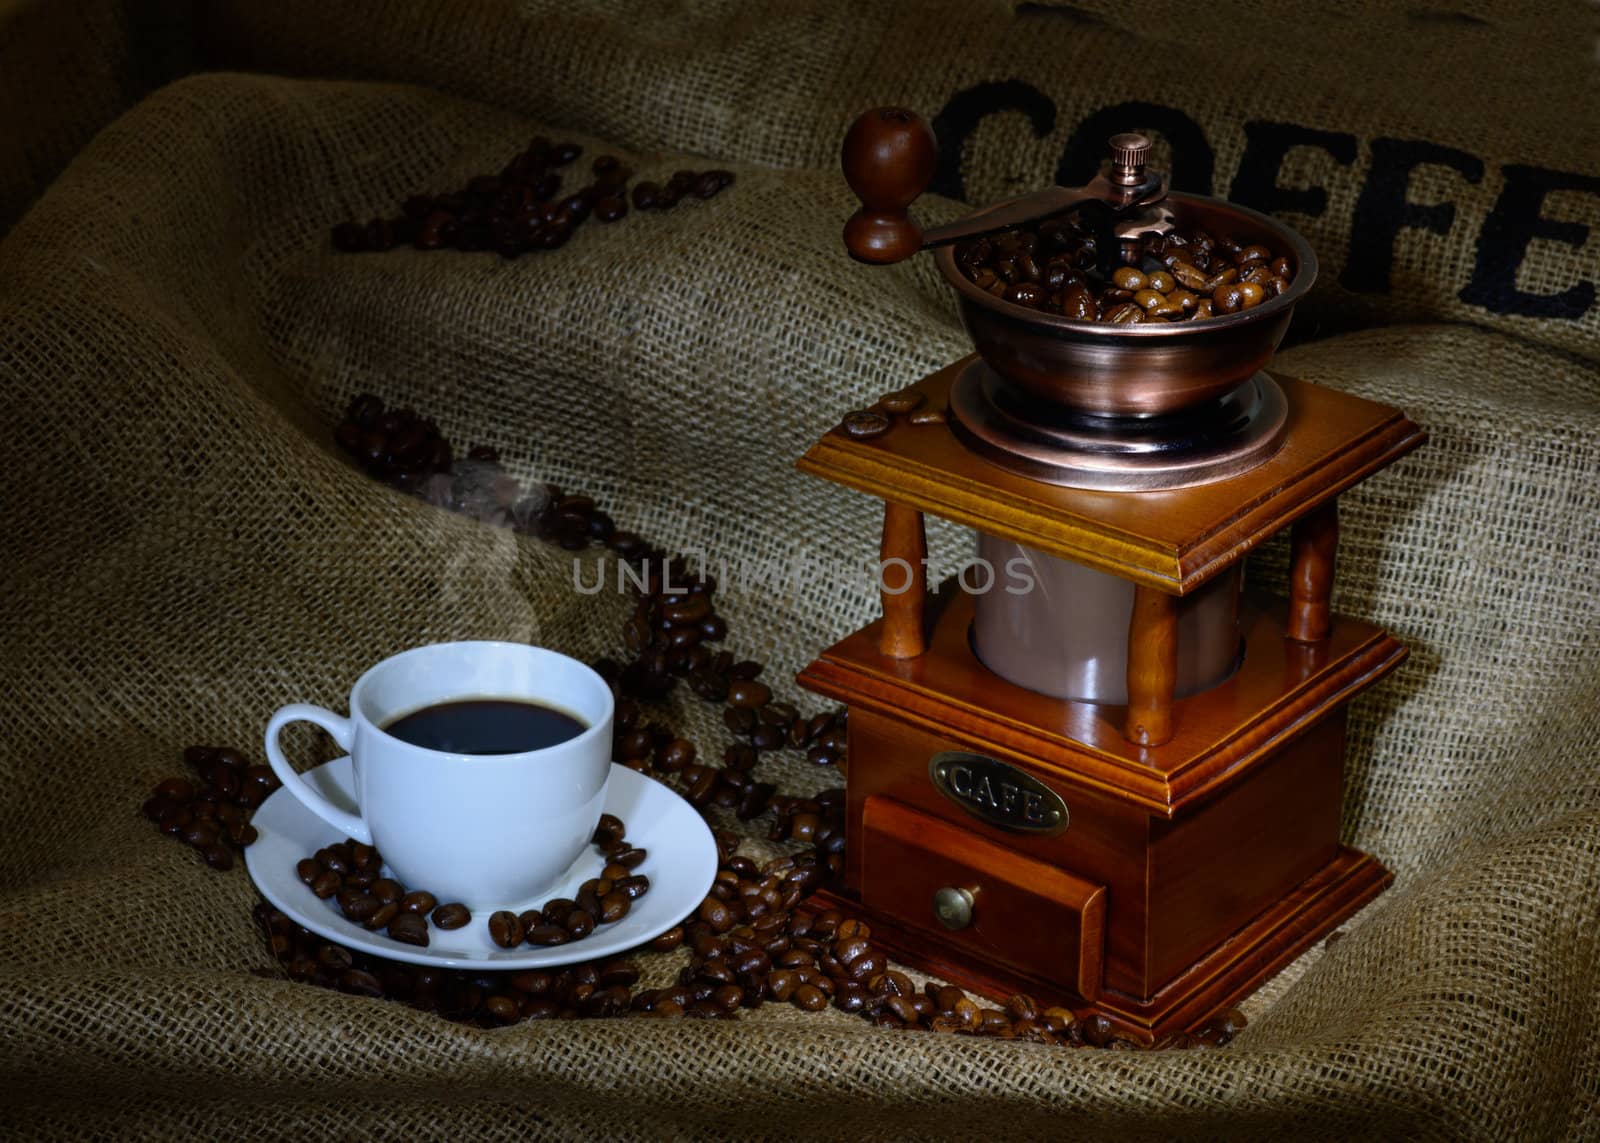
796,109,1425,1044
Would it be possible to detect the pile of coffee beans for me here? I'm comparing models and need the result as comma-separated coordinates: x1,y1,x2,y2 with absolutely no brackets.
631,168,736,210
291,817,657,953
332,395,454,495
142,746,279,870
486,814,651,948
294,838,455,948
254,804,1245,1046
254,900,644,1023
328,136,734,261
954,217,1293,324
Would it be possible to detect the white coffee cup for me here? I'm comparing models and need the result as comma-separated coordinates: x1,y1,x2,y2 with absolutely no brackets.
264,640,614,908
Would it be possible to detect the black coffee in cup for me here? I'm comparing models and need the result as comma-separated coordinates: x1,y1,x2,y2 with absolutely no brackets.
383,699,586,754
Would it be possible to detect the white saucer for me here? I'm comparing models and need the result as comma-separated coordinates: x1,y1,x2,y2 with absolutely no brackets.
245,758,717,969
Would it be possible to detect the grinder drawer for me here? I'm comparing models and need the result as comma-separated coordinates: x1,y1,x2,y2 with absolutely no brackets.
860,795,1106,1001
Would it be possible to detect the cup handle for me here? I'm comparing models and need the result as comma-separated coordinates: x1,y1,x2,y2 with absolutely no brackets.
264,704,371,845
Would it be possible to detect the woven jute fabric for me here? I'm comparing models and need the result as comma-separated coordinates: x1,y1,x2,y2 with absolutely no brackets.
2,1,1598,1139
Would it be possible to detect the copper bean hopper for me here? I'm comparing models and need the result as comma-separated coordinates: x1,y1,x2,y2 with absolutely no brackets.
796,108,1425,1043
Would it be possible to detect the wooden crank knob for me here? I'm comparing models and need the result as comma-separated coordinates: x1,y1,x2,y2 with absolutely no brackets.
841,107,938,264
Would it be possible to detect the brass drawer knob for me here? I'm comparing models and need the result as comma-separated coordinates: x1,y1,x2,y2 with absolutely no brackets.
932,886,975,930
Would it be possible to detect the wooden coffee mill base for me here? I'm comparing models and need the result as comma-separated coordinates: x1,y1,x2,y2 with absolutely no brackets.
800,109,1425,1044
796,360,1423,1045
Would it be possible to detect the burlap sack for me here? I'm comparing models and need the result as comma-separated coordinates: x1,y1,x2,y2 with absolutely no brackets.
2,2,1598,1139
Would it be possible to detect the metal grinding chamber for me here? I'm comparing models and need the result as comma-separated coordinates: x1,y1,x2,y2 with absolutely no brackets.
974,538,1242,704
795,107,1425,1043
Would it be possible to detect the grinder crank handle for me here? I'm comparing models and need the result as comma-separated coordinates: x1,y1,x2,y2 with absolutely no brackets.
841,108,1171,264
841,107,940,264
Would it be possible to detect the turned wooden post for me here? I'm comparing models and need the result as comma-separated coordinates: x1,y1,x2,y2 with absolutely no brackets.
1288,501,1339,643
878,502,927,658
1125,585,1179,747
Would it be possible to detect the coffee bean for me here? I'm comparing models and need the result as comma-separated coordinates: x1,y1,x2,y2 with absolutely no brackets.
190,746,227,770
364,902,399,931
656,738,695,772
631,181,662,209
400,891,436,915
1041,1006,1078,1037
952,997,983,1030
370,878,404,905
388,913,429,947
599,892,631,924
878,388,924,414
339,969,384,998
615,727,652,760
611,846,648,870
977,1008,1011,1035
884,994,918,1025
836,918,870,942
488,911,525,948
154,777,197,802
789,812,822,843
1202,1006,1247,1045
765,969,798,1002
180,820,218,848
242,764,278,794
846,950,885,981
593,813,625,847
430,902,471,929
686,766,718,807
751,724,785,751
1080,1012,1116,1047
349,842,379,872
792,983,828,1012
841,411,890,440
339,891,381,924
310,870,341,898
698,897,734,932
1005,282,1047,308
647,926,684,953
1212,283,1245,314
314,943,353,973
736,782,776,821
525,923,571,946
871,970,913,998
592,960,637,990
201,843,234,871
832,982,870,1014
1006,993,1038,1022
